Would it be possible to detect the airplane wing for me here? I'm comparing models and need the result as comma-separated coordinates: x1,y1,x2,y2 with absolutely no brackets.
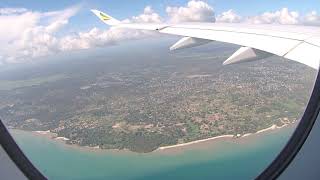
91,9,320,70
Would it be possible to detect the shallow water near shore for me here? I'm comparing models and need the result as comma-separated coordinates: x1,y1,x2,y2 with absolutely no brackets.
10,125,295,180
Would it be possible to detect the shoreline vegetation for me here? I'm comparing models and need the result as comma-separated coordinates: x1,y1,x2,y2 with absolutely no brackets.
14,123,293,153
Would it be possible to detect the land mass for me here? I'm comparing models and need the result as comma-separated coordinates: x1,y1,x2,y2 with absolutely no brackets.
0,42,315,153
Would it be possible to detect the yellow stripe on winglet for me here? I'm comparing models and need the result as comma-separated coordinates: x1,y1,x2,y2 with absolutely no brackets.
99,12,111,21
91,9,120,26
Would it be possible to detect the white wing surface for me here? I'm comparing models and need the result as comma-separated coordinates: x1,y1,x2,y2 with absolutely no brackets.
91,9,320,70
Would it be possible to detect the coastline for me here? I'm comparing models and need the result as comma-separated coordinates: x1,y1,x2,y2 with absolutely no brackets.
12,123,293,153
8,123,296,180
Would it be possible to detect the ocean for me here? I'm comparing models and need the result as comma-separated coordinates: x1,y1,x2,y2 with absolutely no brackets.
10,125,295,180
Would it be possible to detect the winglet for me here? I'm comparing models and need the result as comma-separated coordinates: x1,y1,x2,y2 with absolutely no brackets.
91,9,121,26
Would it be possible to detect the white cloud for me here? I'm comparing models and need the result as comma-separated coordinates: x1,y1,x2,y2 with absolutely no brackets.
59,27,150,51
131,6,162,23
0,4,165,64
217,8,320,27
0,8,28,15
0,11,40,43
245,8,300,25
59,6,161,52
0,5,80,64
44,6,80,33
216,9,242,23
303,11,320,26
166,0,215,23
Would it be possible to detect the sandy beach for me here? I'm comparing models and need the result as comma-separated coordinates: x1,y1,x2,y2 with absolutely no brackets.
157,123,291,151
33,130,70,142
33,130,57,138
34,130,51,135
55,137,70,141
242,133,253,137
157,134,234,150
256,124,288,134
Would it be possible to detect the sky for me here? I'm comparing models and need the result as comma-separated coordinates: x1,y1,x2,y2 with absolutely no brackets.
0,0,320,65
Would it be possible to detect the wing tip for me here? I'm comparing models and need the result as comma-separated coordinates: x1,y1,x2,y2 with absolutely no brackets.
90,9,120,26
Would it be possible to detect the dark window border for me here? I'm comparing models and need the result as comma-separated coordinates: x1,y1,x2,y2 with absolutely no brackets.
0,120,47,179
0,70,319,180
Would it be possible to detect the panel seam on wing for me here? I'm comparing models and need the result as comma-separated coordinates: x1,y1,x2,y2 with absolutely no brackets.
167,26,309,43
282,41,305,57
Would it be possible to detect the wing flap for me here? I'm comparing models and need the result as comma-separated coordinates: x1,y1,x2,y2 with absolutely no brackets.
169,37,211,51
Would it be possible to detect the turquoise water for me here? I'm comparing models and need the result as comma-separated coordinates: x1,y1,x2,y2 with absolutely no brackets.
10,126,294,180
